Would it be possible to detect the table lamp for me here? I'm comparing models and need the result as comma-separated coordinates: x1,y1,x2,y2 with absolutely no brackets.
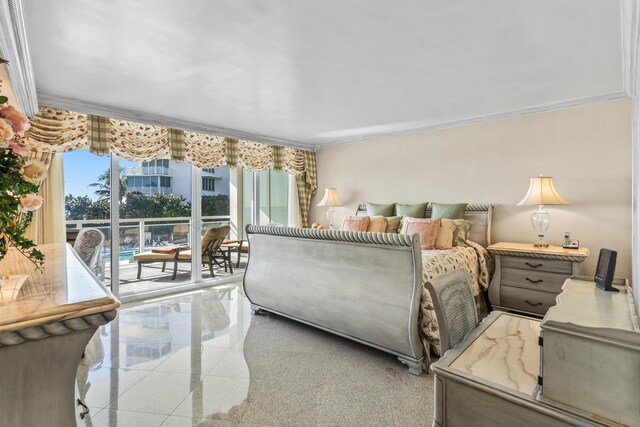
316,188,342,230
517,175,568,248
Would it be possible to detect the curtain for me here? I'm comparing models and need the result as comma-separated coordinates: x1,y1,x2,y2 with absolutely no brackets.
287,174,302,228
109,119,169,160
36,154,66,244
238,140,273,171
183,132,227,167
88,115,110,155
25,153,65,244
27,108,87,153
295,151,318,228
28,107,314,175
27,107,320,227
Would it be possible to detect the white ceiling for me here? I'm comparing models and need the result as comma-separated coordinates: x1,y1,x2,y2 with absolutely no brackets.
23,0,625,149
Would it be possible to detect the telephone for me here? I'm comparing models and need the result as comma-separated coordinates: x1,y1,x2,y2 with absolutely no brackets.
562,232,580,249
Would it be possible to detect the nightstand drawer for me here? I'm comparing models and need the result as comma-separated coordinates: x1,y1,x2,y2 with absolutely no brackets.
501,256,572,274
500,286,558,315
501,268,568,293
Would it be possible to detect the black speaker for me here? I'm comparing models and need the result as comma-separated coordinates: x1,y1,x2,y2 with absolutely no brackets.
594,249,617,292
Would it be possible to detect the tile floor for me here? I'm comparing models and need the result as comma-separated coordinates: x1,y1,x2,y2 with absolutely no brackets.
103,256,246,295
77,283,434,427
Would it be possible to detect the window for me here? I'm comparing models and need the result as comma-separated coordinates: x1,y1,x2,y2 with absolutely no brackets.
203,168,216,174
118,156,193,295
242,167,290,228
202,177,216,192
63,142,235,302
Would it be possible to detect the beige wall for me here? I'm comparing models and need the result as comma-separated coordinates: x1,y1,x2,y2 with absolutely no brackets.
311,99,632,279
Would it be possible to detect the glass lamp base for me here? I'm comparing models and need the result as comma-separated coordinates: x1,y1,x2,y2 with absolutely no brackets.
326,207,336,230
531,206,551,248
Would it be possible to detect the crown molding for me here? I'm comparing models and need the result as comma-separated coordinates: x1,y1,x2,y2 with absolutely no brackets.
37,93,313,152
40,91,628,153
313,91,629,150
0,0,38,116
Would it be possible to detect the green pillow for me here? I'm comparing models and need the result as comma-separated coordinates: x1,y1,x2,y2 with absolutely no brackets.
385,216,403,233
366,202,395,217
452,219,473,246
395,203,428,218
431,202,467,219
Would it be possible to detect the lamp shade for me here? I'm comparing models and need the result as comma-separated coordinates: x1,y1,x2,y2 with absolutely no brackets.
517,176,569,206
316,188,342,207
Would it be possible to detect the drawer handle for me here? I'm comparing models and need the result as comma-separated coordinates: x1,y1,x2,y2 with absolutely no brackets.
525,277,544,284
525,262,543,268
524,300,543,307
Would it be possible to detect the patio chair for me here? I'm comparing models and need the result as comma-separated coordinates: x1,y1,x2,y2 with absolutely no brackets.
171,223,189,245
225,240,249,268
133,246,184,279
73,228,105,274
173,225,233,279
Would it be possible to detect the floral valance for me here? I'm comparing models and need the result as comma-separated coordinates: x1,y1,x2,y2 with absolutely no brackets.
26,107,313,178
25,106,318,228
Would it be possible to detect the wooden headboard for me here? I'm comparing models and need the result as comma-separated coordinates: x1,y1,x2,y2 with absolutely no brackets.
356,203,493,247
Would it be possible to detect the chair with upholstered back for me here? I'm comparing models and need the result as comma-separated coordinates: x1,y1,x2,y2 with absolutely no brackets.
425,269,478,354
73,228,105,274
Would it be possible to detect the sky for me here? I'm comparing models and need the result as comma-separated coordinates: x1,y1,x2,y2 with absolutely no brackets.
63,151,136,200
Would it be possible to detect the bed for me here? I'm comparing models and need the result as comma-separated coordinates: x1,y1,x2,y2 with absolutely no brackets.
353,204,494,358
243,204,493,375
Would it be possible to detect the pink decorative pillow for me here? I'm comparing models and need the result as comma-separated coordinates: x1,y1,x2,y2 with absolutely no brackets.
400,218,441,250
342,216,370,232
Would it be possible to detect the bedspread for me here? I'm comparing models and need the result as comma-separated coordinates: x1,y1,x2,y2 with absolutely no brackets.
419,241,493,357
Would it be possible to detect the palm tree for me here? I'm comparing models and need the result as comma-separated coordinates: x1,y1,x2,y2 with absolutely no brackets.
89,168,128,203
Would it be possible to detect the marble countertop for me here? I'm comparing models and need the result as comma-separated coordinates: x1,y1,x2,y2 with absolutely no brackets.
0,243,120,332
451,312,541,395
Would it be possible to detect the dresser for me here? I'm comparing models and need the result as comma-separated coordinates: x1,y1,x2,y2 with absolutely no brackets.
487,242,590,316
0,244,120,426
432,277,639,427
538,277,640,426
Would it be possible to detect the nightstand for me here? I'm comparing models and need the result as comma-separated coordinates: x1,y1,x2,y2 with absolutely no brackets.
487,242,590,316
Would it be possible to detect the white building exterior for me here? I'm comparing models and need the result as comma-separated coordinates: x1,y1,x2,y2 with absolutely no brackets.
123,160,230,202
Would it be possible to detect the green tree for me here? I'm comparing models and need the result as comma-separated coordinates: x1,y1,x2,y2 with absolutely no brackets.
202,194,230,216
64,194,94,220
121,193,191,219
86,199,110,220
89,168,127,203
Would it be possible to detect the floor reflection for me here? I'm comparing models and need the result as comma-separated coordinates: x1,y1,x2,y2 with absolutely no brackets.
77,283,433,427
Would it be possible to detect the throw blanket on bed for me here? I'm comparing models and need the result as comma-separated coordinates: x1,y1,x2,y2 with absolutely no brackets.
419,240,493,357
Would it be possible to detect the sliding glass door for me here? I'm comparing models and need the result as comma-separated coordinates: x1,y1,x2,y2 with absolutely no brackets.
64,152,237,300
242,167,290,230
116,157,192,295
63,149,113,287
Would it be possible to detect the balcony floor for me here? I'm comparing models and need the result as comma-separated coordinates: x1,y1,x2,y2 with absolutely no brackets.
102,255,247,295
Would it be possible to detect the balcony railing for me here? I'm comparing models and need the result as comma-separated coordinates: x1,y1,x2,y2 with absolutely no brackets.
125,187,173,195
122,166,171,176
66,215,231,261
142,166,171,176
